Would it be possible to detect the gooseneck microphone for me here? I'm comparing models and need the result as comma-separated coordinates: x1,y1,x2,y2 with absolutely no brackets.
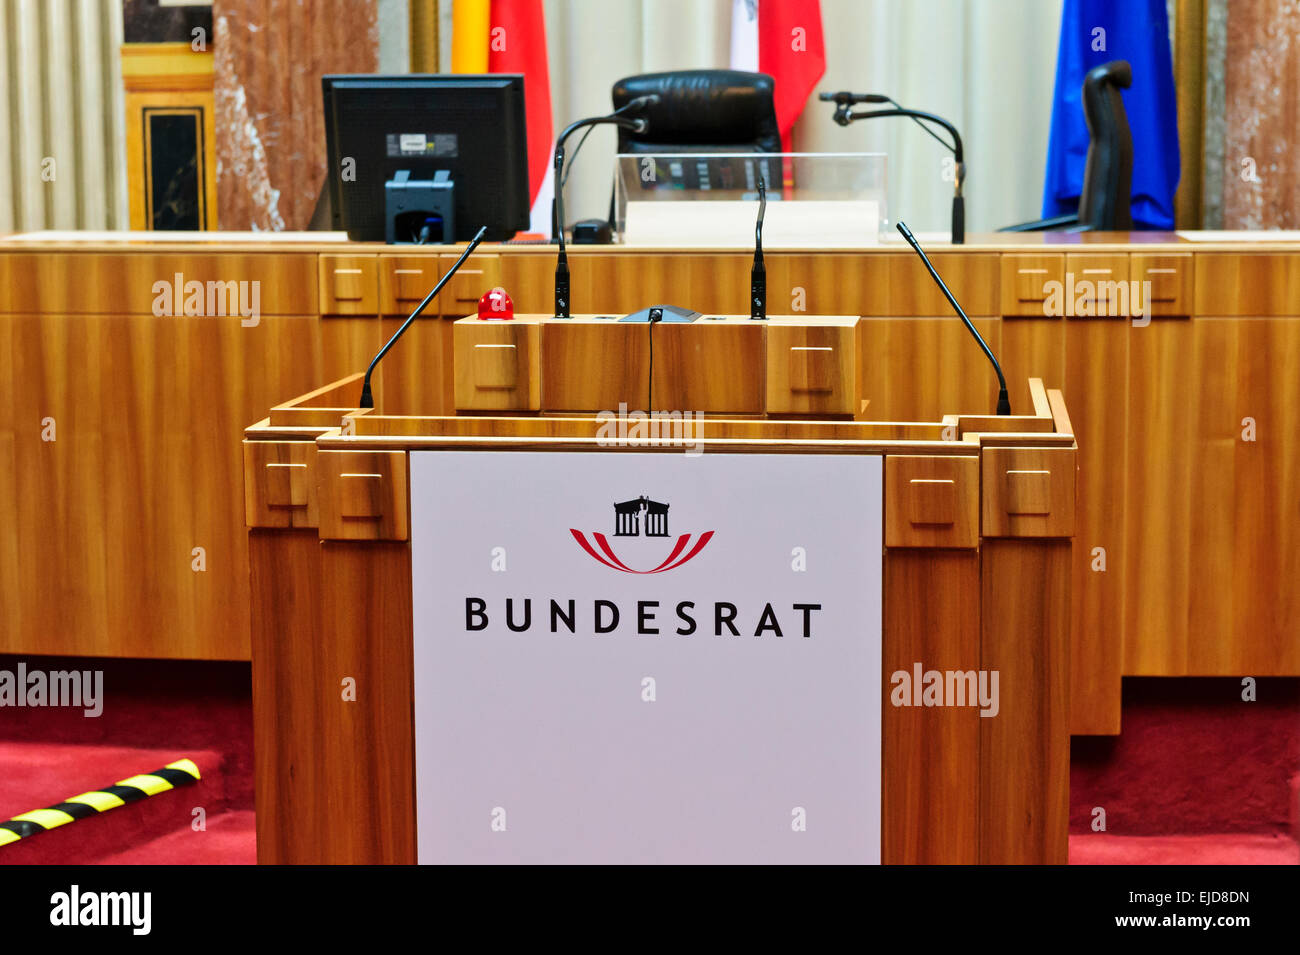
896,221,1010,415
552,96,659,318
750,169,766,321
819,92,966,245
358,225,487,409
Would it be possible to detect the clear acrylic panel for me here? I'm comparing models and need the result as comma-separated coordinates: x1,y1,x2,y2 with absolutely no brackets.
613,152,887,247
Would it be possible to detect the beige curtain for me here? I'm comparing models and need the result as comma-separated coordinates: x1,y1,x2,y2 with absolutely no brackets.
535,0,1062,235
0,0,128,231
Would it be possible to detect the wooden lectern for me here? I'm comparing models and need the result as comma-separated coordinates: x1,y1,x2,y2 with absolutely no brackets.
243,343,1076,863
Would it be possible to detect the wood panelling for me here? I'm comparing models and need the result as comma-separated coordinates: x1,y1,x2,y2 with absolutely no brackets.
882,549,980,864
1001,313,1065,417
580,253,752,316
980,539,1070,864
375,313,455,417
1125,317,1300,676
1194,253,1300,315
249,528,327,864
498,252,555,314
857,316,1002,421
889,252,1000,317
250,530,415,864
1124,317,1196,674
4,238,1300,701
767,253,890,317
0,252,319,315
0,306,374,660
437,251,502,316
1064,314,1127,734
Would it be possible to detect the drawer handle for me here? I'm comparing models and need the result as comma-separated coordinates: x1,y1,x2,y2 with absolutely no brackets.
1081,268,1112,275
264,461,309,508
333,268,364,274
790,346,832,351
394,269,424,275
906,478,957,526
474,343,516,349
1005,469,1051,515
338,472,386,520
1017,268,1048,275
1146,267,1177,274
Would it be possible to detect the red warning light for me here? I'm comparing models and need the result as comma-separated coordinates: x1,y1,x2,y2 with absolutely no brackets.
477,287,514,320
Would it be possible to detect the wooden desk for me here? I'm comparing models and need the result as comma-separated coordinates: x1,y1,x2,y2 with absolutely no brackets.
2,231,1297,740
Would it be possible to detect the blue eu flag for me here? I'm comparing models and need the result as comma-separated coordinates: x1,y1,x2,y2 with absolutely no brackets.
1042,0,1181,229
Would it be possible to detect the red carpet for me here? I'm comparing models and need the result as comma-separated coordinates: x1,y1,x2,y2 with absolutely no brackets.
0,655,255,865
2,661,1296,864
1070,677,1300,865
1069,833,1298,865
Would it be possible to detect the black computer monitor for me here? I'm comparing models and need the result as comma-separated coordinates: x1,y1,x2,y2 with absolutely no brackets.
321,74,530,243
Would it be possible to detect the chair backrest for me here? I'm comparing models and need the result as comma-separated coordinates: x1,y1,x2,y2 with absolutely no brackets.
1078,60,1134,231
611,70,782,154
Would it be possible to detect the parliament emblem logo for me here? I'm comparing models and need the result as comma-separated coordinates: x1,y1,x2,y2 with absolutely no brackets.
570,495,714,574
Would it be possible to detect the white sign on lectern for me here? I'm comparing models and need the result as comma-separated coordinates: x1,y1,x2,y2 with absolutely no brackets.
410,451,882,864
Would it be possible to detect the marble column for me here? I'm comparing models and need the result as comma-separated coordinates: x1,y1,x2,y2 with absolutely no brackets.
1221,0,1300,229
214,0,379,231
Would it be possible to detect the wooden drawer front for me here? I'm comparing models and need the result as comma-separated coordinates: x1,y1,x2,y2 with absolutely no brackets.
244,440,319,529
318,450,409,541
437,252,502,316
981,447,1075,538
319,254,378,316
380,255,440,316
1001,254,1064,316
453,321,541,411
1064,253,1130,317
765,324,854,415
885,455,979,548
1131,252,1192,317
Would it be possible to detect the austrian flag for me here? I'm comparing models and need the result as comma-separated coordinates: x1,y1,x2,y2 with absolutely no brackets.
730,0,827,151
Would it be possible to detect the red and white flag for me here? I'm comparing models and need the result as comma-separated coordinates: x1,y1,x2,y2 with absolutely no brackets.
730,0,826,152
487,0,554,234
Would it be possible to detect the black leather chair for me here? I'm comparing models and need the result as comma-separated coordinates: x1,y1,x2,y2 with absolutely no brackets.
1002,59,1134,232
610,69,782,154
590,70,781,239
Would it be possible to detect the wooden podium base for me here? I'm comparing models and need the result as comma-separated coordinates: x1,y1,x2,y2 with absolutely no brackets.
243,375,1075,864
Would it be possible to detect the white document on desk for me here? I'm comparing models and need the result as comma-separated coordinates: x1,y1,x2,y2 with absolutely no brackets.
624,199,881,247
